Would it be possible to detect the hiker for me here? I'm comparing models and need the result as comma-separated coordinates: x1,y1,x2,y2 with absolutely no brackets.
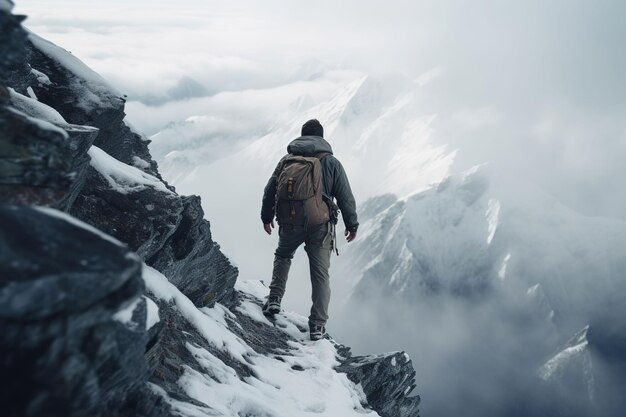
260,119,359,341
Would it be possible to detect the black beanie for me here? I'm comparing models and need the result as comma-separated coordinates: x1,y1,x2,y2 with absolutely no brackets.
301,119,324,137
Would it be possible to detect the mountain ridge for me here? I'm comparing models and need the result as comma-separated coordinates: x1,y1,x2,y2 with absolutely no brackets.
0,3,421,416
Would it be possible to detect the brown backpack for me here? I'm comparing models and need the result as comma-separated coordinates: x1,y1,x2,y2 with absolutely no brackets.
275,153,330,228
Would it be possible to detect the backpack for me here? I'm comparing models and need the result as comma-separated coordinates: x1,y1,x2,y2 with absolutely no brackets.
275,152,330,228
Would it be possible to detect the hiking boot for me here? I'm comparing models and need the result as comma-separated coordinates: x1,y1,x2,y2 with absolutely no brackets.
262,295,281,317
309,322,326,341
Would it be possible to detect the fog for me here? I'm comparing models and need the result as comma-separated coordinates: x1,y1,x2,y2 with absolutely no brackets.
17,1,626,415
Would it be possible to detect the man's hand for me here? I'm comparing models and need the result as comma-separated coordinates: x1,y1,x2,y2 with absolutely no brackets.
345,228,357,243
264,221,275,235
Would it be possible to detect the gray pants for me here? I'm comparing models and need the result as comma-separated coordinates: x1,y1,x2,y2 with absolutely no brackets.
269,222,332,325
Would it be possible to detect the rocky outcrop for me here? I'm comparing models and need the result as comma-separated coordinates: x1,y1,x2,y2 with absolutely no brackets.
0,2,238,307
338,352,421,417
0,2,98,209
7,29,160,178
531,305,626,417
69,166,237,307
0,1,27,83
0,206,147,417
0,102,74,204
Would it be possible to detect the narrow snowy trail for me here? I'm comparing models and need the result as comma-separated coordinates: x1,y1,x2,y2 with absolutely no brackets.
143,268,381,417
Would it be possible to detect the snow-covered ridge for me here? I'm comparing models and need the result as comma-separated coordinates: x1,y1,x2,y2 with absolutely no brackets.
27,31,121,111
144,267,384,417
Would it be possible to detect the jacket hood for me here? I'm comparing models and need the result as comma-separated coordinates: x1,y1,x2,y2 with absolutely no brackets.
287,135,333,156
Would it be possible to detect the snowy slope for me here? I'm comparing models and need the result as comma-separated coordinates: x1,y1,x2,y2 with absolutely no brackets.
334,165,626,417
143,266,389,417
341,165,626,333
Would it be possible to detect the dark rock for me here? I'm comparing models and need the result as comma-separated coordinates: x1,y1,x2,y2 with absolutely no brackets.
0,104,73,205
1,97,100,208
1,4,99,207
0,2,29,87
14,31,162,179
0,205,147,417
337,351,421,417
147,195,238,307
586,305,626,417
70,168,238,307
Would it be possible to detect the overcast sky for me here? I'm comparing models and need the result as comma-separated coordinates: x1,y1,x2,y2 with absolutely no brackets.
17,0,626,221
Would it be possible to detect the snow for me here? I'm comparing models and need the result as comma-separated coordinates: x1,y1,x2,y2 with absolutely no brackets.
539,326,590,381
485,198,501,244
113,296,142,326
144,268,380,417
131,156,150,169
7,106,68,138
9,88,67,125
145,296,160,330
143,265,250,362
34,206,127,248
88,146,173,195
527,283,540,297
498,253,511,280
30,68,52,85
235,279,269,300
235,298,269,324
28,32,121,111
342,162,626,333
26,86,37,100
180,337,375,417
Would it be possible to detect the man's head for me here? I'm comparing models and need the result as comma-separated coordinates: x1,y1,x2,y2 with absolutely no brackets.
301,119,324,137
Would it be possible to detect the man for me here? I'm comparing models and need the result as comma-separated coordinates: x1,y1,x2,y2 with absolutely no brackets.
260,119,358,341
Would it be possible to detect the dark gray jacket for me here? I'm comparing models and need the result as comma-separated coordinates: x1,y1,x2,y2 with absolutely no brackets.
261,135,359,231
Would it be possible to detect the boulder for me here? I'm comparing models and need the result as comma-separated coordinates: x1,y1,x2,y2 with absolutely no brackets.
0,206,147,417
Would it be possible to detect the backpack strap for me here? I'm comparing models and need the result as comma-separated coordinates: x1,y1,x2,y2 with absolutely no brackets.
314,152,331,161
